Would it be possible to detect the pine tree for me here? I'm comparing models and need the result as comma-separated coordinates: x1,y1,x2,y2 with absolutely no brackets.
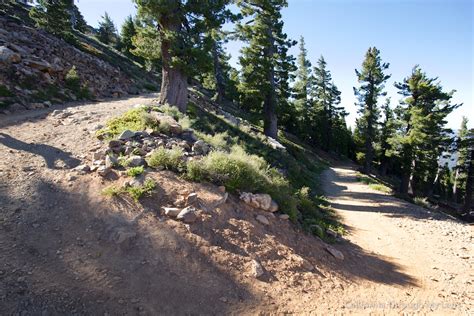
452,117,469,202
30,0,73,38
311,56,343,151
71,3,88,33
291,36,312,133
97,12,118,45
119,15,138,58
134,0,232,113
354,47,390,174
131,19,162,71
392,66,459,196
463,134,474,212
237,0,295,139
378,98,397,176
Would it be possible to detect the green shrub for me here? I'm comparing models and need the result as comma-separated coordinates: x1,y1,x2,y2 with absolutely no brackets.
369,183,392,193
195,131,233,151
97,108,154,138
357,173,392,193
147,147,184,171
414,197,430,208
186,145,298,219
65,66,81,91
127,166,145,177
102,185,122,197
125,179,156,201
0,85,13,97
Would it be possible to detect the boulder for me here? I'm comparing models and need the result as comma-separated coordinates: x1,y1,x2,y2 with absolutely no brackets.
279,214,290,220
162,207,181,218
176,206,198,223
105,154,119,168
325,246,344,260
126,155,146,167
251,260,264,278
255,214,270,225
185,192,198,206
240,192,278,212
118,129,136,140
97,166,111,177
74,164,90,173
24,59,53,72
192,140,210,155
0,46,21,64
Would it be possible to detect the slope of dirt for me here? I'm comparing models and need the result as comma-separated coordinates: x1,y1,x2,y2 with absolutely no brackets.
322,165,473,314
1,96,472,315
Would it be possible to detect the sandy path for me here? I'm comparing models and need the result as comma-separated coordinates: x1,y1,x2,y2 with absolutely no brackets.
322,165,473,314
0,96,472,315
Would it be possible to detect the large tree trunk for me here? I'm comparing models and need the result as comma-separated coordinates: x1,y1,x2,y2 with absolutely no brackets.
159,18,188,113
263,28,278,139
452,167,459,203
212,41,225,105
462,149,473,212
408,158,416,195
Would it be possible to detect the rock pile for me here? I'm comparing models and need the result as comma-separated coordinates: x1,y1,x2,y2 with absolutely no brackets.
240,192,278,212
0,16,149,112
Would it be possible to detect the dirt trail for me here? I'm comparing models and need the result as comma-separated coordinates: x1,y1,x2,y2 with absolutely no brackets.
0,96,472,315
322,165,473,314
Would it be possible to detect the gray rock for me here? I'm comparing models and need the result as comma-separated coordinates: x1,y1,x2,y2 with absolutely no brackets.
105,155,118,168
279,214,290,220
108,140,122,149
192,140,210,155
177,206,198,223
185,192,198,206
0,46,21,64
97,166,111,177
240,192,278,212
251,259,264,278
255,214,270,225
162,207,181,218
326,228,339,239
325,246,344,260
118,130,136,140
92,150,105,161
126,155,146,167
74,164,90,173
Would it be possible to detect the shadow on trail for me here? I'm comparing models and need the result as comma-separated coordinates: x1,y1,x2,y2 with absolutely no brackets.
324,167,455,222
0,176,251,315
0,133,80,169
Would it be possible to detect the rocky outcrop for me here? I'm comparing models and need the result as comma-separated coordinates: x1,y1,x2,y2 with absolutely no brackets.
0,16,153,113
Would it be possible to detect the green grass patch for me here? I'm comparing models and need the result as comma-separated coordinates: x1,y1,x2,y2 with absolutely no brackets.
102,185,122,197
356,173,392,193
126,166,145,177
97,108,154,138
125,179,156,201
414,196,430,208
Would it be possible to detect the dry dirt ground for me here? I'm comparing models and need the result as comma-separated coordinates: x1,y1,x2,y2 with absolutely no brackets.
0,95,472,315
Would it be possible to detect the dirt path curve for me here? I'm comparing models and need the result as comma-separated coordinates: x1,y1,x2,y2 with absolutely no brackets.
322,164,473,315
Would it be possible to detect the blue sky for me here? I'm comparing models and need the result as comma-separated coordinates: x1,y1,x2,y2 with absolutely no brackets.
77,0,473,129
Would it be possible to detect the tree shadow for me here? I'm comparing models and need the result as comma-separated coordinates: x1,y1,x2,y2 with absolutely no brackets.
323,166,458,222
0,132,80,169
0,177,253,315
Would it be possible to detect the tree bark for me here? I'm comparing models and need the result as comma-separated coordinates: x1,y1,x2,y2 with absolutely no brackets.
462,149,473,212
452,167,459,203
159,18,188,113
263,27,278,139
364,116,373,174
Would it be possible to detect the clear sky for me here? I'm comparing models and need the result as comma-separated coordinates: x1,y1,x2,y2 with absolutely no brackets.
77,0,473,129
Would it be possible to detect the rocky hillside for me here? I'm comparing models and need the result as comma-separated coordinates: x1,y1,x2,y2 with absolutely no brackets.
0,4,157,113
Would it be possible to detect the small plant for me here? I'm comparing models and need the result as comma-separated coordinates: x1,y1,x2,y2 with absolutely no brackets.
102,185,123,197
127,166,145,177
356,173,392,193
97,108,154,138
195,131,233,151
369,183,392,193
125,179,156,201
414,196,430,208
0,85,13,97
147,147,184,171
65,66,81,91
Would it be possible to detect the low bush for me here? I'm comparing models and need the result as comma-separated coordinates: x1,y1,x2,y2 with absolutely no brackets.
65,66,91,100
127,166,145,177
147,147,184,171
102,185,122,197
125,179,156,201
414,196,430,208
97,108,154,138
186,145,298,219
